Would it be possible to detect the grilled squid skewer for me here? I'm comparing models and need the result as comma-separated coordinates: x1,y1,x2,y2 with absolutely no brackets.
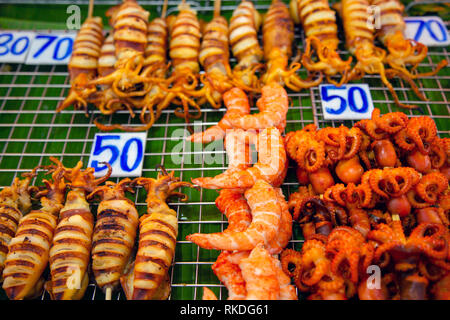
88,179,139,298
262,0,322,90
2,163,66,300
290,0,352,86
120,167,193,300
371,0,447,79
57,17,103,113
0,169,37,277
337,0,421,109
229,0,263,89
46,158,112,300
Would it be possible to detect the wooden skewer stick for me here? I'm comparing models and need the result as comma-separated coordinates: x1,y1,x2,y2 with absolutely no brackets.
161,0,168,19
105,287,112,300
88,0,95,19
213,0,222,18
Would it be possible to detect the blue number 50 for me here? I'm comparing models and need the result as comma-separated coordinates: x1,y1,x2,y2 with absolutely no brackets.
91,135,120,172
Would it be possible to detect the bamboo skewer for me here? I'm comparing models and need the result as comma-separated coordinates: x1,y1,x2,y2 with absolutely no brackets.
214,0,222,18
88,0,94,19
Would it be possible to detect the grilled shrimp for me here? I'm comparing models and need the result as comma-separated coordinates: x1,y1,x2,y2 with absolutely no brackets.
212,251,249,300
88,178,139,296
2,162,66,300
229,1,263,89
290,0,352,86
371,0,447,79
120,167,193,300
262,0,322,90
187,179,282,251
45,158,112,300
216,189,252,233
187,87,251,144
0,169,37,278
192,127,287,189
57,17,103,112
155,2,203,126
338,0,422,109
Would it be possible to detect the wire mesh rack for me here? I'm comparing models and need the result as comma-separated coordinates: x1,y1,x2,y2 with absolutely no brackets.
0,0,449,300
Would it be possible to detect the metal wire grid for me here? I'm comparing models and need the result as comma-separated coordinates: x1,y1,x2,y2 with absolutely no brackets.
0,0,449,300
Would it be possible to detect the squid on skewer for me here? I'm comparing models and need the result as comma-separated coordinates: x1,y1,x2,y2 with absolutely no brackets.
57,17,103,113
45,158,112,300
0,169,37,277
336,0,423,109
2,162,66,300
154,2,203,126
88,178,139,299
89,0,153,100
198,0,258,109
229,0,264,89
289,0,352,86
94,1,171,132
262,0,322,90
371,0,447,79
120,167,194,300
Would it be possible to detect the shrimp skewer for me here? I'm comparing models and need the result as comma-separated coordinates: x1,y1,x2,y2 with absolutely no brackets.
57,16,103,113
120,167,193,300
2,163,66,300
289,0,352,86
371,0,447,80
262,0,322,90
187,180,282,251
45,158,112,300
192,127,287,190
88,178,139,299
0,168,37,277
337,0,422,109
229,1,264,89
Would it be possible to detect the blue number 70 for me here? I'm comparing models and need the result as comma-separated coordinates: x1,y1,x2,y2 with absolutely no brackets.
32,34,58,58
408,19,447,42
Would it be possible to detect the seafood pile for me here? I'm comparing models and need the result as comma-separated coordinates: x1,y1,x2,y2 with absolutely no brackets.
186,83,297,300
282,108,449,300
58,0,447,132
0,158,193,300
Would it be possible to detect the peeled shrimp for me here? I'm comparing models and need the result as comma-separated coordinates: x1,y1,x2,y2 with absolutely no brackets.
212,251,249,300
192,127,287,189
188,87,250,144
227,82,288,132
266,188,292,255
239,244,296,300
215,189,252,233
202,287,218,300
186,179,282,251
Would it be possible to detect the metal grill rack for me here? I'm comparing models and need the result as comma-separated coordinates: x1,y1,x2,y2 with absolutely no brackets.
0,0,449,300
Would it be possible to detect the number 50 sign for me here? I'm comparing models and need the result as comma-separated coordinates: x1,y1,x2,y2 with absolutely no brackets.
88,133,147,178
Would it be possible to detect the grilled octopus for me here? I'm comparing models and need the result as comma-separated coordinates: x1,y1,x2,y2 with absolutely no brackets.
262,0,322,90
229,0,264,89
2,162,66,300
371,0,447,80
289,0,352,86
0,168,37,278
336,0,424,109
45,158,112,300
120,167,193,300
57,16,103,113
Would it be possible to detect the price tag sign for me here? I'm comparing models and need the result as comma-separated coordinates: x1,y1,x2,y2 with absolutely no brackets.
404,16,450,47
319,84,374,120
88,132,147,178
25,31,76,65
0,31,35,63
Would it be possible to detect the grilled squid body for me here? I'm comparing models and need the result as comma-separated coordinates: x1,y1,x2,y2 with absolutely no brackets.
2,169,66,300
98,34,117,77
290,0,351,84
262,0,322,90
58,17,103,112
229,1,263,88
90,180,139,293
199,15,233,107
0,173,34,278
120,171,192,300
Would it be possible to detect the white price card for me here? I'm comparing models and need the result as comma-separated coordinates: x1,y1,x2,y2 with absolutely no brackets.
25,31,76,65
88,132,148,178
0,31,35,63
404,16,450,47
319,84,374,120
